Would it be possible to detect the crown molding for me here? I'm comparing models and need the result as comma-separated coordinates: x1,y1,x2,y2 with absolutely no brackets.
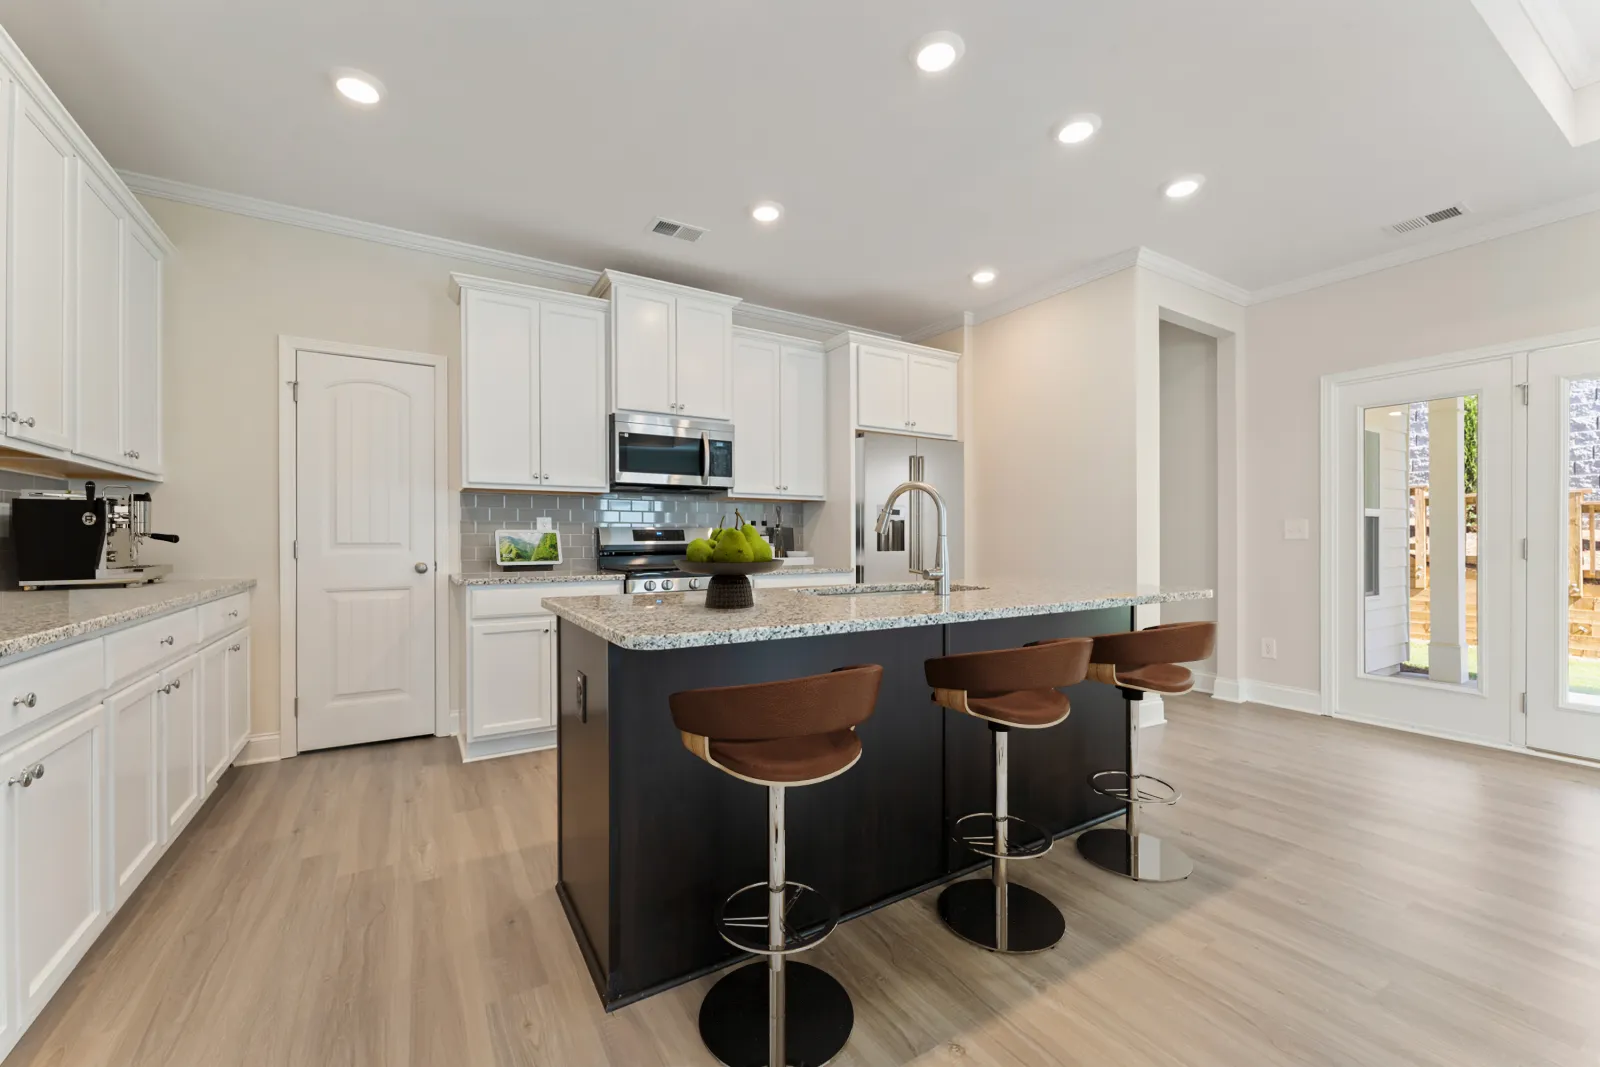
1134,248,1253,305
1250,188,1600,304
735,302,897,340
120,171,600,286
119,171,895,340
903,314,967,344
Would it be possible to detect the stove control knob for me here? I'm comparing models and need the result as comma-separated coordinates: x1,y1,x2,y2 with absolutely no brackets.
660,579,674,591
691,577,705,590
643,580,657,592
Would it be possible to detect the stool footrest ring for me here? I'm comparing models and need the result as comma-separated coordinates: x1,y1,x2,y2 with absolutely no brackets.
715,880,839,956
1088,770,1181,806
950,811,1053,861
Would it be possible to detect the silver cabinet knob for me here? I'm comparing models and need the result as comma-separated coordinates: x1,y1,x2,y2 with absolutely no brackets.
227,610,238,618
2,411,15,422
12,693,36,708
18,416,34,428
160,635,175,646
229,644,241,653
414,562,430,573
8,763,42,787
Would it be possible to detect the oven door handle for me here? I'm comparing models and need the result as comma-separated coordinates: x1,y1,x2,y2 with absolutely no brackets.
700,432,710,485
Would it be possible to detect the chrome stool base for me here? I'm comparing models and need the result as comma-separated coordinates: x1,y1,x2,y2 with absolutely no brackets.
1076,827,1194,883
699,960,853,1067
936,878,1065,953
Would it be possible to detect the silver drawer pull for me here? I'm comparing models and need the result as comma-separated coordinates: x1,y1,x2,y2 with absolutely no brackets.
18,416,34,428
12,693,36,709
227,610,239,618
229,644,242,653
8,763,43,787
160,635,175,646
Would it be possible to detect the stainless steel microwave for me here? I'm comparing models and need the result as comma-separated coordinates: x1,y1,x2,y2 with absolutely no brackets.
611,413,734,491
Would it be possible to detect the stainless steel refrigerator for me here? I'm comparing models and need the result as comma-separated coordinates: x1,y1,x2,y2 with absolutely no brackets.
855,431,965,584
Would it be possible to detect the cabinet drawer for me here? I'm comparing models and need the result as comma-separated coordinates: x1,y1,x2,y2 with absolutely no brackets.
198,594,250,641
469,582,622,619
0,639,106,736
106,609,197,687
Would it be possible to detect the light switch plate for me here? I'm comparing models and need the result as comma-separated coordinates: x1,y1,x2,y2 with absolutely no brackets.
536,516,555,533
1284,518,1310,540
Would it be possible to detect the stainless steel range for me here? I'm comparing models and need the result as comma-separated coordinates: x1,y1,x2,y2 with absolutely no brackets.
596,526,714,594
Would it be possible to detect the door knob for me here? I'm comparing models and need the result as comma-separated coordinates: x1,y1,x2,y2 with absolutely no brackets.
415,562,430,574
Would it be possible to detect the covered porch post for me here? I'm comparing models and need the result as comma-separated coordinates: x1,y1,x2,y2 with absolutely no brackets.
1427,397,1469,684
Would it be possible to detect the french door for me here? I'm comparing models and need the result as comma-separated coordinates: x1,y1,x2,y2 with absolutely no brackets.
1527,340,1600,761
1334,338,1600,763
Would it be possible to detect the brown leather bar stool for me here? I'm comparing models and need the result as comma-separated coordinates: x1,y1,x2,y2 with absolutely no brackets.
670,664,883,1067
925,637,1093,953
1076,621,1216,882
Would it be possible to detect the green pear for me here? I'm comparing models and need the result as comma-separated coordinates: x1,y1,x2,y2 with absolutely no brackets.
712,527,753,563
686,537,715,563
742,523,773,562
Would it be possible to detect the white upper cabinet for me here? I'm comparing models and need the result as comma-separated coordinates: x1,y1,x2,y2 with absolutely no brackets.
779,344,827,498
834,333,960,440
731,328,826,500
907,353,959,438
731,332,781,496
594,271,740,421
7,89,74,451
0,30,169,476
456,275,608,493
74,166,122,465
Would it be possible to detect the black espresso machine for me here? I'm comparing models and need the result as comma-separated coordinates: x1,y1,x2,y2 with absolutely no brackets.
11,481,179,590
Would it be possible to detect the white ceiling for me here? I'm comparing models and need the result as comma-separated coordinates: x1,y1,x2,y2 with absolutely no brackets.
4,0,1600,335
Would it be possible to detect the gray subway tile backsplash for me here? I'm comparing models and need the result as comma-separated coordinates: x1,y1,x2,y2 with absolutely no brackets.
458,490,806,574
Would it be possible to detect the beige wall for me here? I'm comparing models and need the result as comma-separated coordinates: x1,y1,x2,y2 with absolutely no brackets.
1244,209,1600,694
1159,322,1218,677
136,197,592,739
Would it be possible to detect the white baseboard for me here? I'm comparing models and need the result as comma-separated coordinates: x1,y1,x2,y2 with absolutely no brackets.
457,725,557,763
1209,675,1243,702
1191,671,1216,694
235,732,282,765
1136,695,1166,728
1240,679,1324,715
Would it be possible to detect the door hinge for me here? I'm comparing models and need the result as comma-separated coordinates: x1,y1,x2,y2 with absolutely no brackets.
1522,537,1529,560
1520,692,1527,716
288,380,299,402
1518,382,1529,405
292,540,298,560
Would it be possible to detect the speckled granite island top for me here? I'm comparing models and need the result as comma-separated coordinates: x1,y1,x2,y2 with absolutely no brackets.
450,565,853,586
544,581,1212,651
0,579,257,661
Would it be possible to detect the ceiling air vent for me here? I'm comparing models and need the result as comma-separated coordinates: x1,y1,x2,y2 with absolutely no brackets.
649,217,707,243
1386,203,1468,236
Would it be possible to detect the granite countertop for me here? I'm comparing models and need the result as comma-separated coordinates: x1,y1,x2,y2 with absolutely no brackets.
0,579,257,661
451,565,853,586
544,581,1213,651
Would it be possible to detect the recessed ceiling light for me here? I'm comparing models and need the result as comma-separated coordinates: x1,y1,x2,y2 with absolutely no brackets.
1164,175,1205,200
1055,114,1101,145
751,202,783,224
912,32,965,73
333,69,384,106
970,268,997,286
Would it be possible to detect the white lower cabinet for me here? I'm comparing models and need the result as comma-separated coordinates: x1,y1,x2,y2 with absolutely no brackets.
226,631,250,761
467,615,556,739
2,702,108,1025
108,675,161,901
200,640,229,789
158,654,200,840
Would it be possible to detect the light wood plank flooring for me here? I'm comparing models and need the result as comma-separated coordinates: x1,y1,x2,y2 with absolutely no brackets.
10,696,1600,1067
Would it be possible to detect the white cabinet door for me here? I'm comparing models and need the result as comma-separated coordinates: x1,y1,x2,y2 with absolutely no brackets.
674,296,733,420
732,334,781,496
7,92,76,450
108,675,161,901
462,289,538,487
158,655,201,839
226,631,250,761
856,345,909,432
200,640,229,790
3,702,106,1024
119,227,161,474
74,168,123,466
780,346,827,498
538,301,607,490
613,285,675,415
467,616,555,740
908,354,958,438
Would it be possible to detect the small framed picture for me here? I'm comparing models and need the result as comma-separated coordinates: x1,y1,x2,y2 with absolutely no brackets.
496,529,562,567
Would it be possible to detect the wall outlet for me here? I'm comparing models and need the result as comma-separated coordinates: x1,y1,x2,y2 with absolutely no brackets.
535,516,555,533
1261,638,1278,659
1284,518,1309,540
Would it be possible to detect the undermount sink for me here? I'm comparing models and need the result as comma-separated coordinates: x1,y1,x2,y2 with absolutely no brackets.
800,582,988,596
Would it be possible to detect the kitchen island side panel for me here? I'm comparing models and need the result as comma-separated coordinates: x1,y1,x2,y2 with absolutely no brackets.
942,608,1131,873
608,626,947,1002
557,620,616,991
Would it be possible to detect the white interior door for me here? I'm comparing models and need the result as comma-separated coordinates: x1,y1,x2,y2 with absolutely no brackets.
1332,358,1515,744
295,349,436,751
1528,340,1600,760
